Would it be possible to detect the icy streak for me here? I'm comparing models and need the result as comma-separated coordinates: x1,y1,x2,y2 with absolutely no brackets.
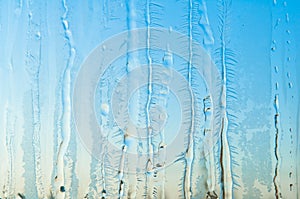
198,0,217,196
203,96,217,197
4,106,15,197
219,0,233,198
116,0,140,197
273,94,281,199
145,0,154,198
155,49,174,199
118,142,127,198
55,0,76,198
183,0,195,199
26,5,46,197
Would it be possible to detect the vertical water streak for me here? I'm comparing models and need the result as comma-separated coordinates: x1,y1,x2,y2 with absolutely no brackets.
203,96,218,198
197,1,218,197
55,0,76,198
1,0,23,196
124,0,140,197
145,0,154,197
26,1,46,197
183,1,195,199
198,0,215,51
4,107,16,197
273,95,281,199
155,48,173,199
218,0,233,198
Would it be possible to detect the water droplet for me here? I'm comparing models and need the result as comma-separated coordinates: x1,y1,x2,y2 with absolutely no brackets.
288,82,293,88
286,13,290,23
286,30,291,34
274,66,279,73
274,94,279,112
271,46,276,51
287,72,290,78
274,18,281,28
35,31,41,40
275,82,279,90
163,50,173,66
101,103,109,116
283,1,287,6
286,40,291,44
60,186,65,192
62,19,69,30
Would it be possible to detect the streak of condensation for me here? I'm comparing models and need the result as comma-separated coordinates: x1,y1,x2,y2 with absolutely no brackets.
156,47,174,199
273,94,281,199
197,0,218,197
2,1,22,196
198,0,215,50
219,0,233,198
144,0,155,198
54,0,76,198
4,105,16,198
146,47,173,199
184,1,195,199
116,0,142,197
203,96,218,198
26,3,46,198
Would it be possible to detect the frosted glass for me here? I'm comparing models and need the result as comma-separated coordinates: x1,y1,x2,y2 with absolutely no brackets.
0,0,299,198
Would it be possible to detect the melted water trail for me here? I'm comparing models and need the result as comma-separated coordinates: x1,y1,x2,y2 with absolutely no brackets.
198,0,215,51
273,94,281,199
183,1,195,198
155,49,173,199
54,1,76,198
203,96,217,198
197,1,218,197
26,3,45,197
4,106,16,198
218,0,233,198
145,0,154,197
118,139,127,198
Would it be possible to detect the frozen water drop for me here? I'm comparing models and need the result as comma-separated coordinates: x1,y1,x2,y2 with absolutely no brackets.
286,13,290,23
62,19,69,30
163,50,173,66
101,103,109,116
35,31,41,40
274,18,281,28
